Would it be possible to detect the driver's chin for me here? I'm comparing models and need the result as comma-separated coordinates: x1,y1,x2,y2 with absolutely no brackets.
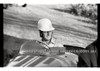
43,37,51,41
44,38,50,41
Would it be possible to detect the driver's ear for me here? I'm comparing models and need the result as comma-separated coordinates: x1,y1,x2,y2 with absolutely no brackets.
39,30,43,37
51,31,53,37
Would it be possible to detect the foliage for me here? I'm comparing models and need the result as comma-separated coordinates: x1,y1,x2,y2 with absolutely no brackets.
53,4,97,24
4,49,19,66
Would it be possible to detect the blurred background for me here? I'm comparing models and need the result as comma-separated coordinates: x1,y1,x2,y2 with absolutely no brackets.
3,4,97,66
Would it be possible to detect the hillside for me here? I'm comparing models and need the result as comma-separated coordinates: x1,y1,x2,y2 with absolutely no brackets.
4,5,97,48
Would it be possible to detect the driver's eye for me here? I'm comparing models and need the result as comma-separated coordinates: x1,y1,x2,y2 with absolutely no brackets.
43,31,52,36
44,32,49,36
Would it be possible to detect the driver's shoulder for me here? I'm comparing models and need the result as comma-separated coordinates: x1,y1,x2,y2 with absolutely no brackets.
54,38,63,47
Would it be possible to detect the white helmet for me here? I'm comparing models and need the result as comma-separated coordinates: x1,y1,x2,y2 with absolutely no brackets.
38,18,55,31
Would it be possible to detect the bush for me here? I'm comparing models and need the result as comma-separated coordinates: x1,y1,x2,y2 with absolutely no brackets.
3,4,13,9
70,4,97,18
4,49,19,66
67,4,97,24
53,4,97,24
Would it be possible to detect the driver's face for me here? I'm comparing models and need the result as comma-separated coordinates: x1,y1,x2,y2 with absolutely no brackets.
40,31,53,41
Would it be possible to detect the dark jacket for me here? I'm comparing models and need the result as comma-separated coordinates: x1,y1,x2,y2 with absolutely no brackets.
77,40,98,67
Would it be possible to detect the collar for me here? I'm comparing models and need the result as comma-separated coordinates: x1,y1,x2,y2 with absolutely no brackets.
41,38,56,47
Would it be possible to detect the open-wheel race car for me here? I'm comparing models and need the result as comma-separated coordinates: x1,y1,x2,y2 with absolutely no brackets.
6,39,98,67
7,40,78,67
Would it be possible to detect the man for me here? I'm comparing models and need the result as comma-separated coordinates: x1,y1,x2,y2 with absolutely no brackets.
19,18,64,55
77,39,98,67
7,18,78,67
37,18,63,49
